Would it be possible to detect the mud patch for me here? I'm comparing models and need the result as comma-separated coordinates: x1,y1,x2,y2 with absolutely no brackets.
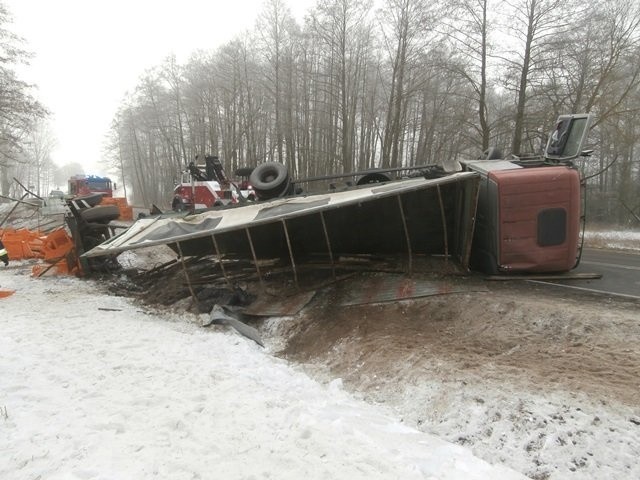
261,274,640,479
273,277,639,406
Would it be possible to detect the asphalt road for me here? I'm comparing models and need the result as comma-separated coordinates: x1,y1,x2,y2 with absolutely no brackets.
532,247,640,301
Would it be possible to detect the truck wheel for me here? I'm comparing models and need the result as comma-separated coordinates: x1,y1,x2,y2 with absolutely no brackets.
249,162,290,199
80,205,120,223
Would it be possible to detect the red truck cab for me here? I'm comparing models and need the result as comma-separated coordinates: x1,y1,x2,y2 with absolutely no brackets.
68,175,114,197
463,113,593,274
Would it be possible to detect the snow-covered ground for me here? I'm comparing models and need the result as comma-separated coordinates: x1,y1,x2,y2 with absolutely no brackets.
583,229,640,251
1,264,526,480
2,227,638,479
259,274,640,480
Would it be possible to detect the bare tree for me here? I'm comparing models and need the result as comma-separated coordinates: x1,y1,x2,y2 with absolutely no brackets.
308,0,374,173
105,0,640,224
443,0,497,151
500,0,578,155
23,119,56,196
378,0,438,168
160,56,190,167
578,0,640,122
256,0,298,165
0,3,47,196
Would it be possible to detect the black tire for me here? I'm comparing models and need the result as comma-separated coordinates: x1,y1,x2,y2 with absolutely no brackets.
235,167,255,177
249,162,290,199
356,172,392,186
421,165,448,179
70,193,104,208
80,205,120,223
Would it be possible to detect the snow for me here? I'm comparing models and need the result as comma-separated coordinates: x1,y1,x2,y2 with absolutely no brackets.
258,290,640,480
0,265,527,480
583,229,640,251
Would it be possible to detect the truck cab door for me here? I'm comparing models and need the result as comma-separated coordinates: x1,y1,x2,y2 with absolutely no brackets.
545,113,594,161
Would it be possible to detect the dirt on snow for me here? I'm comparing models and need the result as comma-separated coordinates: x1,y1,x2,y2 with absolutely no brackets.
275,279,639,407
262,276,640,480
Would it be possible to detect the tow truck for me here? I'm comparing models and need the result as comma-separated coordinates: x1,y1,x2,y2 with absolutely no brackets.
171,156,254,212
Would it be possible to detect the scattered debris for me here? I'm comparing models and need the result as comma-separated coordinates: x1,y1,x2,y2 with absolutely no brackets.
204,304,264,347
0,289,15,299
0,185,125,276
242,290,317,317
488,273,602,281
336,273,488,307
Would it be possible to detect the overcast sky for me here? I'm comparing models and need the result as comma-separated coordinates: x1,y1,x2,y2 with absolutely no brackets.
5,0,311,177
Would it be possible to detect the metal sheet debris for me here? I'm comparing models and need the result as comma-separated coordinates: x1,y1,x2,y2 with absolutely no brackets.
337,274,487,306
242,290,317,317
204,304,264,347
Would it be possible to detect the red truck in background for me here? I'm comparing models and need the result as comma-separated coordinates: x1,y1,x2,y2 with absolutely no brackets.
463,113,593,274
68,174,133,221
172,155,254,212
68,175,114,197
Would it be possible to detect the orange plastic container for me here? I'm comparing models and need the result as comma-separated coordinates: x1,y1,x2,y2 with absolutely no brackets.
99,196,132,220
40,228,74,262
1,228,43,259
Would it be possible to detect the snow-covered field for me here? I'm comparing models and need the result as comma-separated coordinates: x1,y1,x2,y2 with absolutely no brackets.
1,264,526,480
1,228,638,479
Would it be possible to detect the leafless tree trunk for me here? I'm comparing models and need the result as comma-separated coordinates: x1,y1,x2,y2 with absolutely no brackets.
502,0,572,155
379,0,436,168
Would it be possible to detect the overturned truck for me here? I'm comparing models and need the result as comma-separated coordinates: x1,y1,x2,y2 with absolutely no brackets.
83,114,594,281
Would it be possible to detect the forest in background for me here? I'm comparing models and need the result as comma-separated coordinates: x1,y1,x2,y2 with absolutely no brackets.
1,0,639,225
